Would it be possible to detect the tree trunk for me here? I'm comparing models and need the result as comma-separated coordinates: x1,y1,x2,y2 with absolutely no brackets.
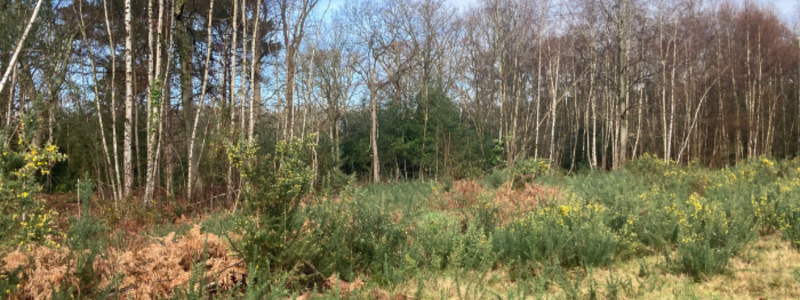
249,0,260,144
123,0,135,198
144,0,166,205
0,0,44,97
176,10,194,155
187,0,215,202
103,0,123,202
227,0,238,204
370,81,380,183
78,0,118,202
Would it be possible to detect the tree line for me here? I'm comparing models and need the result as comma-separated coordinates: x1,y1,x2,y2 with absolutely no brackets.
0,0,797,203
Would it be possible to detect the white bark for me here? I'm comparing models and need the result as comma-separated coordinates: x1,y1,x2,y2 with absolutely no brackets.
0,0,44,97
78,0,119,202
103,0,123,202
144,0,166,205
123,0,135,198
241,0,248,133
188,0,216,202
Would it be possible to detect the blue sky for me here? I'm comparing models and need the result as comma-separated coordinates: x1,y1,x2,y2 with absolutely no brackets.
770,0,797,20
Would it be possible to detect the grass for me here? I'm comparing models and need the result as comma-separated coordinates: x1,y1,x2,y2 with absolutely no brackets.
6,155,800,299
338,234,800,299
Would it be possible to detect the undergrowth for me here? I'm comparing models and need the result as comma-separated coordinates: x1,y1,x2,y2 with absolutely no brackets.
6,154,800,299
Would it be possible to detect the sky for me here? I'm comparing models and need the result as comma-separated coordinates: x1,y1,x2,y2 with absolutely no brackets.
326,0,798,20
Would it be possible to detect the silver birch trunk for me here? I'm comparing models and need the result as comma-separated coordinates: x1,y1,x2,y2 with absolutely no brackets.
187,0,216,202
123,0,135,198
144,0,166,205
103,0,123,202
0,0,44,96
78,1,118,202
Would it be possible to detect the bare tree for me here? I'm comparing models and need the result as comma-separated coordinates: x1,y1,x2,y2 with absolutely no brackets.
279,0,320,140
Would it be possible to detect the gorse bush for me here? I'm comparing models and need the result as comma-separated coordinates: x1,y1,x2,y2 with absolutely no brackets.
67,176,108,251
783,210,800,250
10,153,800,298
208,153,800,300
494,200,617,269
510,157,550,187
320,168,355,197
482,157,550,189
624,153,669,178
0,125,66,250
229,136,317,287
409,211,461,269
230,136,316,218
235,155,800,291
63,177,111,297
304,182,433,281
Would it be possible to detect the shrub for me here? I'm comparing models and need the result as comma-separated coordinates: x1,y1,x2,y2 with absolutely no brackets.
782,209,800,251
449,220,497,269
408,211,461,269
320,168,355,197
482,157,550,190
483,167,510,189
0,128,66,250
298,182,434,283
624,153,668,178
494,200,617,269
63,177,110,298
229,136,319,291
510,157,550,187
674,240,732,280
666,192,754,279
230,136,316,218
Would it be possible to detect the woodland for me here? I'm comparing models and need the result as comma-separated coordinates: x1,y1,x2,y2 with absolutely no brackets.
4,0,800,299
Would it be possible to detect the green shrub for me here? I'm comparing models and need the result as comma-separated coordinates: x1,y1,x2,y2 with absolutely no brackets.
782,210,800,251
510,157,550,187
300,182,434,282
0,267,22,300
674,240,733,280
483,167,510,189
0,127,66,250
481,157,550,190
55,177,112,299
664,192,754,279
320,168,355,197
624,153,669,178
229,136,315,218
494,201,617,269
408,211,461,269
449,220,497,269
229,136,319,290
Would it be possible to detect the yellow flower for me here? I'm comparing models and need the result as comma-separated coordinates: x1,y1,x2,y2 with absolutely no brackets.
559,205,571,217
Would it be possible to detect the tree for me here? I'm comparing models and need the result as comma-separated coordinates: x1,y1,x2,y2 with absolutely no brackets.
0,0,44,97
279,0,320,140
123,0,135,198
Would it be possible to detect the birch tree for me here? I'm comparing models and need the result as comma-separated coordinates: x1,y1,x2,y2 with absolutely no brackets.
279,0,320,140
0,0,44,97
123,0,135,198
